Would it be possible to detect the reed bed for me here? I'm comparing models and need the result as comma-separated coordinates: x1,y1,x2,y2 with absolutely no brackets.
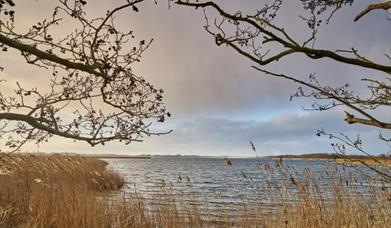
0,153,390,227
335,157,391,167
0,153,124,227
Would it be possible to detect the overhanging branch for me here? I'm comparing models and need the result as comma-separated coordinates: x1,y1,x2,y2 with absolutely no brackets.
176,1,391,73
0,34,109,80
0,112,144,145
252,66,391,130
344,112,391,129
354,1,391,22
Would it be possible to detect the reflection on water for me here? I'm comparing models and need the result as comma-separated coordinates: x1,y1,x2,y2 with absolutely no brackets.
105,157,389,214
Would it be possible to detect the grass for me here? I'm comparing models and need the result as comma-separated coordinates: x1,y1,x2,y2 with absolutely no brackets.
0,153,390,227
271,154,391,168
0,153,125,227
335,157,391,167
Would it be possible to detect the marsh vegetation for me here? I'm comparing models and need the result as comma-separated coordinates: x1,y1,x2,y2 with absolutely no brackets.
0,154,390,227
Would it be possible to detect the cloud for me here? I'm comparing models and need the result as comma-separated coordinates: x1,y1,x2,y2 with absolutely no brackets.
1,1,388,156
34,109,389,157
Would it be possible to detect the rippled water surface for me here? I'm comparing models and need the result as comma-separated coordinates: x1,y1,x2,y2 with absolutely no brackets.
105,157,389,214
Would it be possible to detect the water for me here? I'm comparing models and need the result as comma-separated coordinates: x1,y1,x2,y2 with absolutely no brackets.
105,157,390,215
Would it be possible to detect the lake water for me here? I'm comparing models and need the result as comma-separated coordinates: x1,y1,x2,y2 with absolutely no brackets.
105,157,390,215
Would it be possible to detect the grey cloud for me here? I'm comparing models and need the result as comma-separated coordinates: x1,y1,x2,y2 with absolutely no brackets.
36,108,387,156
1,1,388,155
164,110,387,156
128,0,388,117
5,0,386,117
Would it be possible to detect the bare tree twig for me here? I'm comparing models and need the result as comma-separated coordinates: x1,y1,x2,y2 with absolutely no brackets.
354,1,391,22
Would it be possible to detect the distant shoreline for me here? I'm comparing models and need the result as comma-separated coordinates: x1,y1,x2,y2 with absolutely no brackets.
269,155,391,167
89,155,151,159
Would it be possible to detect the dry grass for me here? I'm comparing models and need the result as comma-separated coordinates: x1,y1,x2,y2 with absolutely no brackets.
336,157,391,167
273,156,391,168
0,153,390,227
217,160,391,228
0,153,125,227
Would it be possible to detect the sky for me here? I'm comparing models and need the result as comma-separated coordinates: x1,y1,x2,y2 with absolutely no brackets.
0,0,390,157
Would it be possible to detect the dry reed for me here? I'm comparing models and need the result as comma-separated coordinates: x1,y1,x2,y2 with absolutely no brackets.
0,153,390,227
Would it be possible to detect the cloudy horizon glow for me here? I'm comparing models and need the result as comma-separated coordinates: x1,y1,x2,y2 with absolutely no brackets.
0,0,390,157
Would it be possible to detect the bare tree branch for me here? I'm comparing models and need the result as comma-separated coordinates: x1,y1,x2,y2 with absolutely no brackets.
176,0,391,73
354,1,391,22
0,34,108,80
0,0,171,150
252,66,391,129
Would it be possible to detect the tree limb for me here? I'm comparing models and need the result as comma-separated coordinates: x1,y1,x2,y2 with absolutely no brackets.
176,1,391,73
0,112,144,145
354,1,391,22
0,34,109,80
252,66,391,130
344,112,391,129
